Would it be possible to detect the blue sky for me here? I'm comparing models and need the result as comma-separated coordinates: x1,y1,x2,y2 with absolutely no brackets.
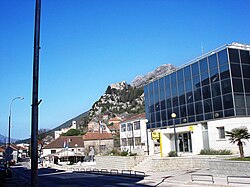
0,0,250,140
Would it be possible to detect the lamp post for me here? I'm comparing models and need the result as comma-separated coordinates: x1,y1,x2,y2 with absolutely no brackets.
75,144,78,163
171,112,178,155
7,96,24,167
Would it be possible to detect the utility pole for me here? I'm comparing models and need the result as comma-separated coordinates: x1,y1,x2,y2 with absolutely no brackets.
31,0,42,186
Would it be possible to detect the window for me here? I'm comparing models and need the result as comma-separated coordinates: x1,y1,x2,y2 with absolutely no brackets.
192,62,199,76
127,123,133,131
121,124,126,132
229,48,240,63
128,138,133,146
51,150,56,154
208,54,218,69
99,145,106,151
240,50,250,64
121,138,127,146
134,121,140,130
218,49,228,66
135,137,141,146
230,64,242,77
217,127,225,139
200,58,208,73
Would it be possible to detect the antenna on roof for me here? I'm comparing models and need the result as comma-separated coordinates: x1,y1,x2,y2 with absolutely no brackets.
201,43,204,55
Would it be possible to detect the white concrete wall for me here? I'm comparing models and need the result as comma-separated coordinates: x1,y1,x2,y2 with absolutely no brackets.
208,117,250,155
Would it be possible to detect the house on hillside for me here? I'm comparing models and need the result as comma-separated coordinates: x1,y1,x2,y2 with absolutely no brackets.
107,117,122,134
83,132,114,155
54,121,77,139
120,113,148,155
0,144,19,164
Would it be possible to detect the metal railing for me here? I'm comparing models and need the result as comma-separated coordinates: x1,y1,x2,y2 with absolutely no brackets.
227,176,250,185
191,174,214,183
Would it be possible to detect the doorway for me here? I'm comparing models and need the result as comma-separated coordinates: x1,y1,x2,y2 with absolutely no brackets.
178,132,192,152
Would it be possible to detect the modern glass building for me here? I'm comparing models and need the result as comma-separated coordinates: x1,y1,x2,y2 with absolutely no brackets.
144,43,250,155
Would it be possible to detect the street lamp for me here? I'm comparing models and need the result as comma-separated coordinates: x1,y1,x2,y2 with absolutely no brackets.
75,144,78,163
7,96,24,167
171,112,178,156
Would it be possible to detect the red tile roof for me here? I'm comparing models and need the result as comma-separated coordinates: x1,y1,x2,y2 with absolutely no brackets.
121,113,146,123
44,136,84,149
0,147,5,152
83,132,113,140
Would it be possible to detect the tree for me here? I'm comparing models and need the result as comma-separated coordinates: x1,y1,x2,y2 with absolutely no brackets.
61,129,85,136
226,126,250,158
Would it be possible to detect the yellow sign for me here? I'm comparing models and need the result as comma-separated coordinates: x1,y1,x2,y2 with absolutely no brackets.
152,132,160,140
189,126,194,131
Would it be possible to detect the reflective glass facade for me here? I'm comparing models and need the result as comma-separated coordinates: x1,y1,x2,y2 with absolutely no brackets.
144,45,250,129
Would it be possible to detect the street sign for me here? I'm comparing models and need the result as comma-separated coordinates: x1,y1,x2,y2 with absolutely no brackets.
152,132,160,140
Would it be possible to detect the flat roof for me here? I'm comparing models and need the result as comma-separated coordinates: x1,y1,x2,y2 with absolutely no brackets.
145,42,250,86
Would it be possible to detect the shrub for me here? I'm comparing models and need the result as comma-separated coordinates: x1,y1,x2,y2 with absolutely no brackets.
168,151,178,157
121,151,129,156
200,149,233,155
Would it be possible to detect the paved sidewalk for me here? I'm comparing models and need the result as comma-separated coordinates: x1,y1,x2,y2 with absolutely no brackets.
138,169,250,187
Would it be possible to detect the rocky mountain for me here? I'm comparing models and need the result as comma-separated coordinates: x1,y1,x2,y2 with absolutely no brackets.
88,81,144,123
132,64,176,88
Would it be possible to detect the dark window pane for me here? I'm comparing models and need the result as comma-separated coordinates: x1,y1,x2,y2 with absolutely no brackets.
205,113,213,120
236,109,246,115
172,97,179,107
195,102,203,114
151,113,155,123
242,65,250,78
234,94,245,108
218,49,228,66
168,120,173,126
230,63,242,77
166,86,171,98
233,78,243,92
196,114,204,121
221,79,232,94
187,103,195,116
193,75,201,88
167,98,172,108
167,109,173,120
211,83,221,97
179,95,186,105
156,112,160,121
213,97,222,111
192,62,199,76
186,92,193,103
224,109,234,117
185,79,192,91
223,94,233,109
202,85,211,99
220,64,230,80
200,58,208,73
171,72,177,84
210,68,219,83
201,72,210,86
155,102,160,111
229,48,240,63
203,99,212,113
194,88,202,101
177,69,184,82
208,54,218,69
188,116,195,123
184,66,191,79
161,100,166,110
246,94,250,108
173,107,180,119
150,105,155,113
180,105,187,117
240,50,250,64
244,79,250,93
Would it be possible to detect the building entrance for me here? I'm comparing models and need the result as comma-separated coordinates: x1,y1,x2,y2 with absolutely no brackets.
178,132,192,152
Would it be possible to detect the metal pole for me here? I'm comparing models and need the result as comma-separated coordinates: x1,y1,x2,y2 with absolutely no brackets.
173,122,178,155
31,0,41,186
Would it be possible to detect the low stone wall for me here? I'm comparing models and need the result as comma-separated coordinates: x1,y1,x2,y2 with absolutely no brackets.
209,160,250,176
95,156,144,170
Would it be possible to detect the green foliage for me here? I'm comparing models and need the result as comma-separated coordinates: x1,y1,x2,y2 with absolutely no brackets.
229,157,250,161
121,151,129,156
226,126,250,145
61,129,85,136
168,151,178,157
200,149,233,155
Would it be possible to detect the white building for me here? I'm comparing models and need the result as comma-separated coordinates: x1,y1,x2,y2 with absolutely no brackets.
144,43,250,156
120,113,148,155
54,121,77,139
